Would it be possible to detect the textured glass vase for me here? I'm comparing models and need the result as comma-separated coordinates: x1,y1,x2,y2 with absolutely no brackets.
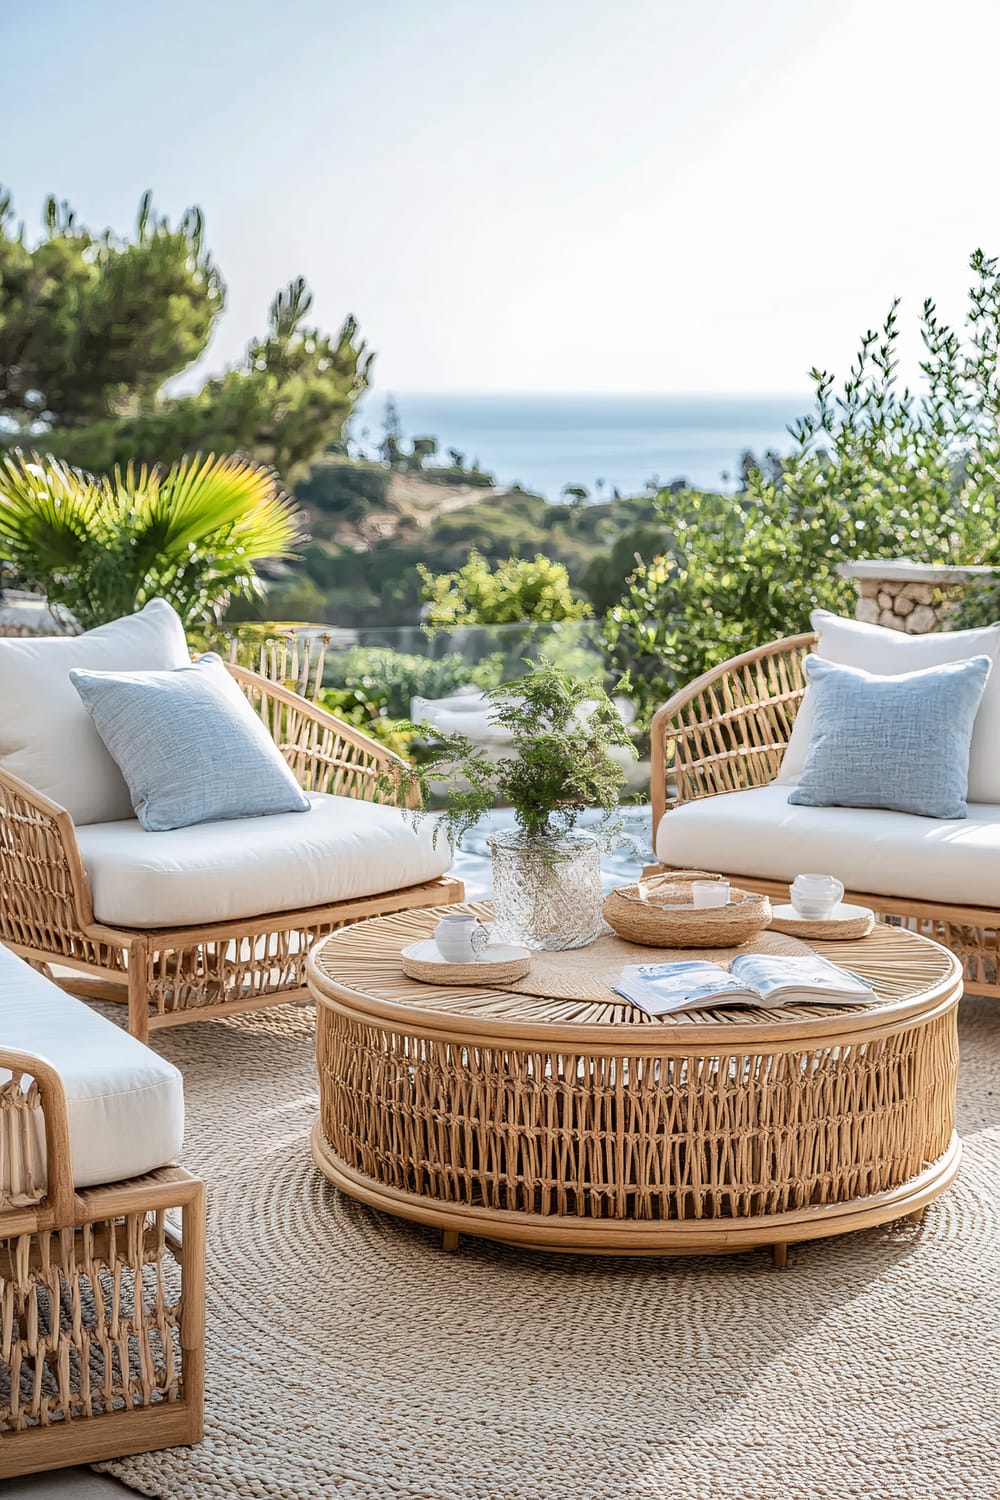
488,828,605,950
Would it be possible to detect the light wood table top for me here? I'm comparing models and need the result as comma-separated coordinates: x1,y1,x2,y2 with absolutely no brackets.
309,901,961,1046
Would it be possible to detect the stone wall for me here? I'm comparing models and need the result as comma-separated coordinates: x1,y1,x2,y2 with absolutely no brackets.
855,576,938,633
836,560,998,634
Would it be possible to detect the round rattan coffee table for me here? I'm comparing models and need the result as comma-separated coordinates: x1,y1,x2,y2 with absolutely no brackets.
307,904,962,1264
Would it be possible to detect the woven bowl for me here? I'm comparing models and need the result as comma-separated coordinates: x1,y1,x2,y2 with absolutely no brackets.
603,870,772,948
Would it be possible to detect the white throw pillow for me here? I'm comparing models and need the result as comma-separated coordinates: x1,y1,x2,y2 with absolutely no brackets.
0,599,189,824
776,609,1000,803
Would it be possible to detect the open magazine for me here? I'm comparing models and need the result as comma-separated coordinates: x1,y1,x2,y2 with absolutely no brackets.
611,953,876,1017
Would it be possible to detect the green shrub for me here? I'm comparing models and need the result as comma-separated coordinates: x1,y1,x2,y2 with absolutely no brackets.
262,576,328,621
580,522,672,615
953,574,1000,629
607,268,1000,725
318,646,505,721
420,550,591,628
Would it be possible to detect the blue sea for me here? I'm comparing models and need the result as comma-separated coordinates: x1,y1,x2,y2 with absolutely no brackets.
358,392,809,499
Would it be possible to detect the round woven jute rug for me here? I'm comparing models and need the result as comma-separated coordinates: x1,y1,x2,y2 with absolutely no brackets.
98,996,1000,1500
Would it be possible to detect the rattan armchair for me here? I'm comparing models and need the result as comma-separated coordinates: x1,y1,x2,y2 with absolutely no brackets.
649,633,1000,999
0,665,462,1042
0,1045,204,1476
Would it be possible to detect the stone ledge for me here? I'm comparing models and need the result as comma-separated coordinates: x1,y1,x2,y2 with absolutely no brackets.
836,559,997,585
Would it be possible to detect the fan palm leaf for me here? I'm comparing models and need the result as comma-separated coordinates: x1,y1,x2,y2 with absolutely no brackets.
0,449,302,630
0,453,107,572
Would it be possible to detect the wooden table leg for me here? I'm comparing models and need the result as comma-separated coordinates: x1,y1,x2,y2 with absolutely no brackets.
771,1242,788,1270
441,1229,460,1252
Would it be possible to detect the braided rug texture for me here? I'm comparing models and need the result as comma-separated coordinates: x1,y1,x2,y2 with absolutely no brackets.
99,997,1000,1500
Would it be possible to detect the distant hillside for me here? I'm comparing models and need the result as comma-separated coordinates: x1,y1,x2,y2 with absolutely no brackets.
296,455,510,551
247,455,674,627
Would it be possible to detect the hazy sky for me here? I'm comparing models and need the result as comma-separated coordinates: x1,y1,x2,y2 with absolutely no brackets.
5,0,1000,397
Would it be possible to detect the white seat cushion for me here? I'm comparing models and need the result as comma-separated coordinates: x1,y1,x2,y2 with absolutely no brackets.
0,946,184,1193
75,792,453,928
0,598,189,825
655,782,1000,908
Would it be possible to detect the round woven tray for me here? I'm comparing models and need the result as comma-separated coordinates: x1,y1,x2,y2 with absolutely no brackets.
603,870,771,948
401,946,532,986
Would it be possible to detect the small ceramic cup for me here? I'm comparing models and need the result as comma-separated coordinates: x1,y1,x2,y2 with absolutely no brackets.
790,873,845,921
434,912,490,963
691,880,731,908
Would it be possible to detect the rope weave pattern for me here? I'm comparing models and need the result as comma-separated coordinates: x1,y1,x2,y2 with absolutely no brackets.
0,785,123,969
663,638,813,807
237,673,390,802
0,1206,183,1431
0,1072,46,1213
319,1008,958,1222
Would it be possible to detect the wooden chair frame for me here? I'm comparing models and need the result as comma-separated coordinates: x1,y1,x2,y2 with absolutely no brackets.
649,633,1000,999
0,664,463,1041
0,1046,205,1476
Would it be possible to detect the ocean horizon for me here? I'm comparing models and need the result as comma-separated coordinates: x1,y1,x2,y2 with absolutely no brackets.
354,391,810,500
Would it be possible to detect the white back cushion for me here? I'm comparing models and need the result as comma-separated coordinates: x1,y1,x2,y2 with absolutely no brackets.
0,599,189,824
776,610,1000,802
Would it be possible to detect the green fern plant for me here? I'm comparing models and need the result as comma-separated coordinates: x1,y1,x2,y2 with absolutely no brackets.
0,449,301,630
387,659,636,845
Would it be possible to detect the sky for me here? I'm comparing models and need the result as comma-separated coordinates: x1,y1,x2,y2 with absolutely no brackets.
5,0,1000,398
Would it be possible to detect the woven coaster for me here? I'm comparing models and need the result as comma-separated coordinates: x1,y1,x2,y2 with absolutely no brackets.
506,929,810,1003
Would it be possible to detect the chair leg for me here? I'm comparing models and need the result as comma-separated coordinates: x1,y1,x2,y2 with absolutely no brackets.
180,1179,207,1443
127,940,151,1043
771,1242,788,1270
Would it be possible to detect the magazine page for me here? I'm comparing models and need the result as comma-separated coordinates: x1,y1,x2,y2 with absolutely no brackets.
728,953,875,1005
611,961,755,1017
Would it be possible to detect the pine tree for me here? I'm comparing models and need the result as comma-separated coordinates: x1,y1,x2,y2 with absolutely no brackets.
0,190,371,481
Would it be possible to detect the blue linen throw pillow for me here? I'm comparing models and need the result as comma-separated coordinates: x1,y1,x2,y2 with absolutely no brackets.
787,654,993,819
70,653,311,831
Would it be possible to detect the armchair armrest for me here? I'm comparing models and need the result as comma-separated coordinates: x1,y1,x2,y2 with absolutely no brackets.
650,634,815,841
228,664,416,807
0,1045,75,1229
0,766,99,948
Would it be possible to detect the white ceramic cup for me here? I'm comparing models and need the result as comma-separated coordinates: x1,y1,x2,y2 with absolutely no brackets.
790,873,844,920
692,880,731,909
434,912,490,963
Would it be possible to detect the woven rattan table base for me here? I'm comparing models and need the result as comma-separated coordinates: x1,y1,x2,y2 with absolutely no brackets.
308,904,964,1261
